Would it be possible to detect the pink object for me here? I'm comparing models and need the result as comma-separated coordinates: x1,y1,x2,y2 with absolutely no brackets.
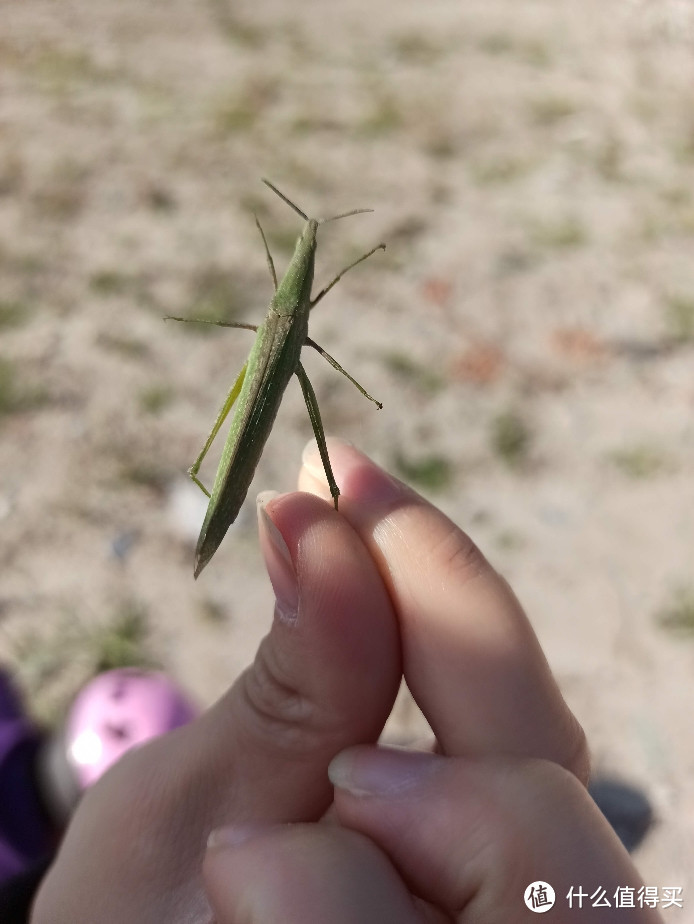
38,668,198,822
65,668,198,788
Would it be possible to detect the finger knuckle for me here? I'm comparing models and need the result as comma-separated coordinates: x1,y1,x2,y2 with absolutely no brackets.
428,522,489,586
237,641,332,755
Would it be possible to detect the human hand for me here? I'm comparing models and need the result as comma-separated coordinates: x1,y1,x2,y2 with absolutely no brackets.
32,440,657,922
204,748,660,923
204,440,661,922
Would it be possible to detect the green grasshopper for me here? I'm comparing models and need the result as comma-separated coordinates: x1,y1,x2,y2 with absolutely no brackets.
167,179,385,578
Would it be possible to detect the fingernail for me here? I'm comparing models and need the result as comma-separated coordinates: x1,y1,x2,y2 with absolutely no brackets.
302,439,409,506
257,493,299,623
329,746,440,797
207,823,273,850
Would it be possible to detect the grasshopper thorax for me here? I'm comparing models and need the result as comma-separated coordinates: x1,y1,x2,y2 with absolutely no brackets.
272,218,318,316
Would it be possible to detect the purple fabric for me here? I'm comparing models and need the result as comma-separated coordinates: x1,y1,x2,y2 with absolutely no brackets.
0,671,56,883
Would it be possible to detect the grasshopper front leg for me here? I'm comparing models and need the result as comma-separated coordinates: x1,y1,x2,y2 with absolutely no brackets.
309,243,385,309
295,362,340,509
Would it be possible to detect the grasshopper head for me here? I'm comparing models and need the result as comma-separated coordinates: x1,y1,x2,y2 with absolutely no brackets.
301,217,320,240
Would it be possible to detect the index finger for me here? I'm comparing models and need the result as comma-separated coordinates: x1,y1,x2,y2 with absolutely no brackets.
299,440,588,782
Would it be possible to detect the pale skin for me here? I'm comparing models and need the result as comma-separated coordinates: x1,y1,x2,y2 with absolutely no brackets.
31,441,662,923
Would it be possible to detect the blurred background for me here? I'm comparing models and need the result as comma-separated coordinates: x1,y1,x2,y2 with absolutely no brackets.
1,0,693,907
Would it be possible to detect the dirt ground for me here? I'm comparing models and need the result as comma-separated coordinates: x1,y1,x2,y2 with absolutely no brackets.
1,0,694,914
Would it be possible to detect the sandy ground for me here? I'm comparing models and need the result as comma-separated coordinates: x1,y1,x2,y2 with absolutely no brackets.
1,0,694,914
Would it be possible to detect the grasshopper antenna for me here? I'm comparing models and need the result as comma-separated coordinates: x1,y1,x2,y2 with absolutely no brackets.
261,178,309,221
320,207,374,224
261,178,372,224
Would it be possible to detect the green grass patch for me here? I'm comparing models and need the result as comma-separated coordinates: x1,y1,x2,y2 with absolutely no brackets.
197,597,229,625
240,192,272,219
657,586,694,636
31,45,121,95
143,184,176,213
213,78,278,135
478,33,552,67
423,131,458,160
97,331,150,359
381,350,444,395
594,135,624,182
138,383,174,415
359,96,403,137
470,155,530,186
490,410,532,468
608,444,668,479
392,451,453,492
0,357,48,416
0,300,31,329
494,529,527,551
390,33,445,66
209,0,267,47
92,601,156,672
118,460,169,494
90,270,136,296
664,294,694,343
215,97,258,132
529,94,577,127
180,265,247,332
477,32,515,56
530,215,587,250
11,601,156,722
32,159,88,220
